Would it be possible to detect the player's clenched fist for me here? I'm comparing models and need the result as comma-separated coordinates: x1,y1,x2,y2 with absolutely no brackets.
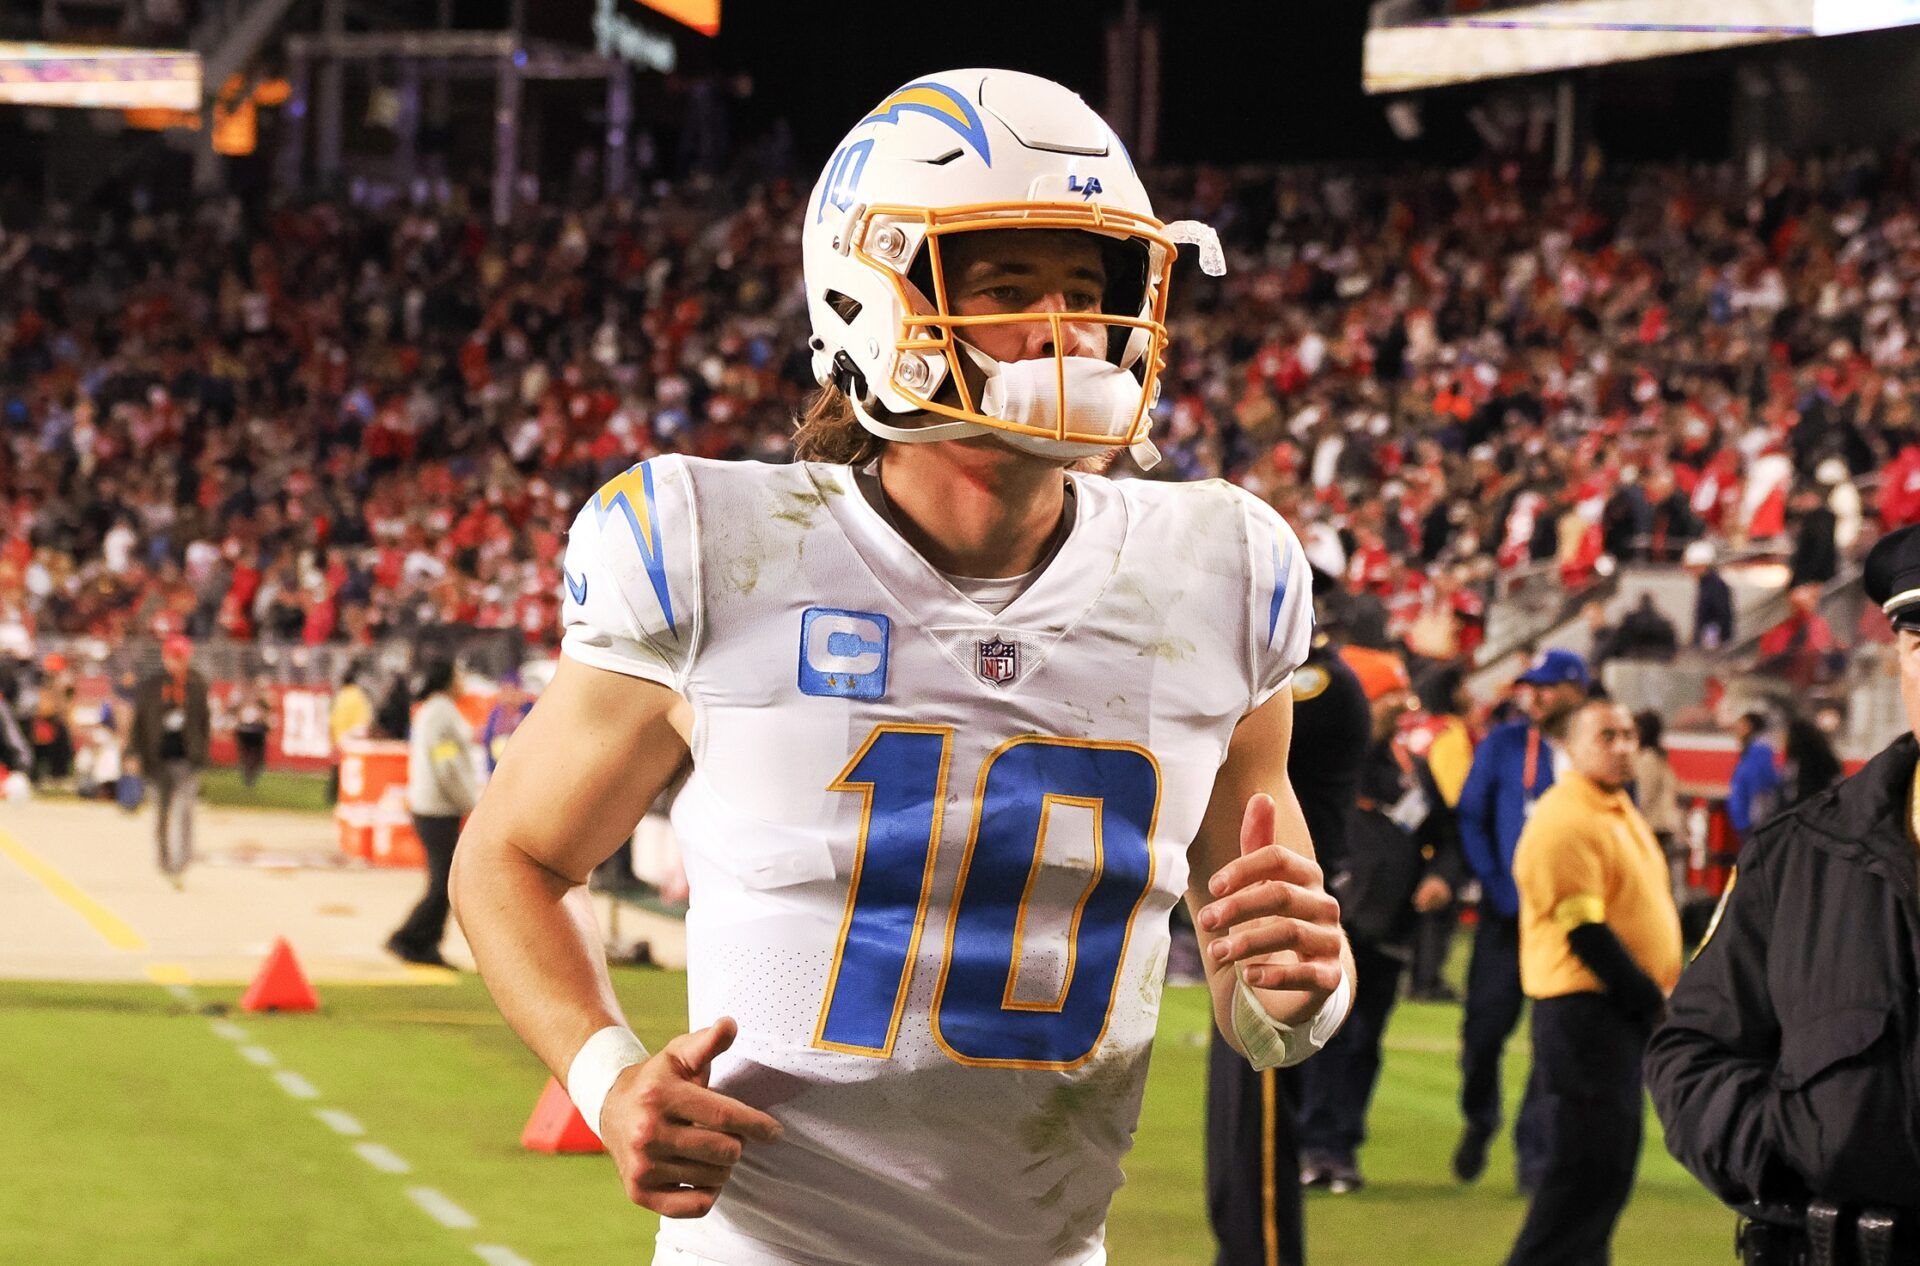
1196,792,1346,1023
600,1017,783,1219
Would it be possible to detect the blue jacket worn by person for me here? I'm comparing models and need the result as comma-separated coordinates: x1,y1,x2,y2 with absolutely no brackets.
479,699,533,774
1456,718,1555,918
1727,739,1782,835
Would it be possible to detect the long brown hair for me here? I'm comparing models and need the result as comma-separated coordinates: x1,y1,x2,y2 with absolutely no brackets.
792,384,884,466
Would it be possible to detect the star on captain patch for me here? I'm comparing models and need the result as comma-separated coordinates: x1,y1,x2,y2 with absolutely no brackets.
976,637,1019,686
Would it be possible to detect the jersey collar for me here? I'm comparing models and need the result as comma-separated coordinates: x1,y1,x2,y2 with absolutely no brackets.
805,460,1128,641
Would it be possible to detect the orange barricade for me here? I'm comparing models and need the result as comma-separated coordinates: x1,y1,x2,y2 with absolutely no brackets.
335,738,425,868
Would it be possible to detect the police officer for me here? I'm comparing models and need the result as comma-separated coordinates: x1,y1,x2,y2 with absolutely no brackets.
1207,571,1371,1266
1646,523,1920,1264
1297,647,1463,1196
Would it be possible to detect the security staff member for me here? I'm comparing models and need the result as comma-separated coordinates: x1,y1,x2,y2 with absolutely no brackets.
1207,601,1371,1266
1647,523,1920,1264
1505,699,1681,1265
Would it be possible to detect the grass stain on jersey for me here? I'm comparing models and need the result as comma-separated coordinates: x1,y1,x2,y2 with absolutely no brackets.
1141,635,1197,662
771,489,831,529
1019,1044,1146,1157
1137,943,1167,1011
724,552,761,596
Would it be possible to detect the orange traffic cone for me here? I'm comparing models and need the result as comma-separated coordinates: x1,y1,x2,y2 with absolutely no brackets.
520,1077,604,1154
238,937,320,1013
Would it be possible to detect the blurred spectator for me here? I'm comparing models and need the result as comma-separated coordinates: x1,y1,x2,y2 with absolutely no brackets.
1726,710,1783,842
1786,488,1840,589
1781,714,1843,809
479,670,533,774
128,634,209,888
1757,584,1842,686
1684,542,1735,650
1405,664,1475,1002
232,675,270,787
1632,710,1684,900
1816,457,1864,555
374,672,413,741
0,663,32,777
1642,470,1702,563
73,692,123,800
1583,602,1623,672
388,657,478,969
328,660,373,804
1881,441,1920,529
1601,476,1649,562
1612,594,1679,662
26,652,74,786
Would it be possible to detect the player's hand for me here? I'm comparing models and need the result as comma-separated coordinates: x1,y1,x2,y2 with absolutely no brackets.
600,1017,783,1219
1196,792,1345,1026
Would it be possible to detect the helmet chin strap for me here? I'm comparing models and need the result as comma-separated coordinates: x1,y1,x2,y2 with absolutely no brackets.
848,391,988,445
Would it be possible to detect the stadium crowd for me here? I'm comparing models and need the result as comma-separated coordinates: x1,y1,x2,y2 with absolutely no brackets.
1,146,1913,669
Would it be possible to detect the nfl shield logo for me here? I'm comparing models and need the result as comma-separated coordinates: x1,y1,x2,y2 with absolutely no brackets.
976,638,1019,686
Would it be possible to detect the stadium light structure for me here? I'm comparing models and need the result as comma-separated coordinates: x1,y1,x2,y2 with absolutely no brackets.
282,29,637,225
1364,0,1920,93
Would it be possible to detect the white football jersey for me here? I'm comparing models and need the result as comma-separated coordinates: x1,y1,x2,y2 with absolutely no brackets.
560,456,1313,1266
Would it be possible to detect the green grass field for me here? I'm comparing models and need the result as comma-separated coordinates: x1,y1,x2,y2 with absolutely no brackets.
39,768,332,814
198,767,334,813
0,971,1729,1264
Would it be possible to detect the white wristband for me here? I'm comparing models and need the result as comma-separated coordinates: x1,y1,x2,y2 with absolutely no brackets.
1232,969,1354,1071
566,1026,650,1139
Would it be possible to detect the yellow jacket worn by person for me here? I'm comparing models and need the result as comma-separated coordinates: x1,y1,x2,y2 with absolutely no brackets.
1513,770,1683,1000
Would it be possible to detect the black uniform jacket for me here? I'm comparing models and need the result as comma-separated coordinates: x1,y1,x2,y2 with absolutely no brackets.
1285,645,1370,881
1336,737,1465,950
1645,734,1920,1212
129,668,212,770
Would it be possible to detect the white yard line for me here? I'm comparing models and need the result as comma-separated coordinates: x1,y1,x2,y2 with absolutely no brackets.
273,1070,321,1100
406,1187,479,1230
352,1142,413,1174
474,1248,536,1266
180,981,537,1266
314,1108,366,1136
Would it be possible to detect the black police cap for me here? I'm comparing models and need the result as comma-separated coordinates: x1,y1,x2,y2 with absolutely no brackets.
1864,524,1920,632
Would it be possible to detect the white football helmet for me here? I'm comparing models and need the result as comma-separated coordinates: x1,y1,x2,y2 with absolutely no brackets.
801,68,1223,463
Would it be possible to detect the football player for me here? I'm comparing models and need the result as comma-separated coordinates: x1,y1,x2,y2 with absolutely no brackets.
453,69,1353,1266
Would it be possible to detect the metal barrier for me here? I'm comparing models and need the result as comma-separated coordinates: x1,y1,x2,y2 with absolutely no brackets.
28,628,537,691
16,630,552,775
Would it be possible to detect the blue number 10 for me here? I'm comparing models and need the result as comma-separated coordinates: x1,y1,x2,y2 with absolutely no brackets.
813,725,1161,1070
